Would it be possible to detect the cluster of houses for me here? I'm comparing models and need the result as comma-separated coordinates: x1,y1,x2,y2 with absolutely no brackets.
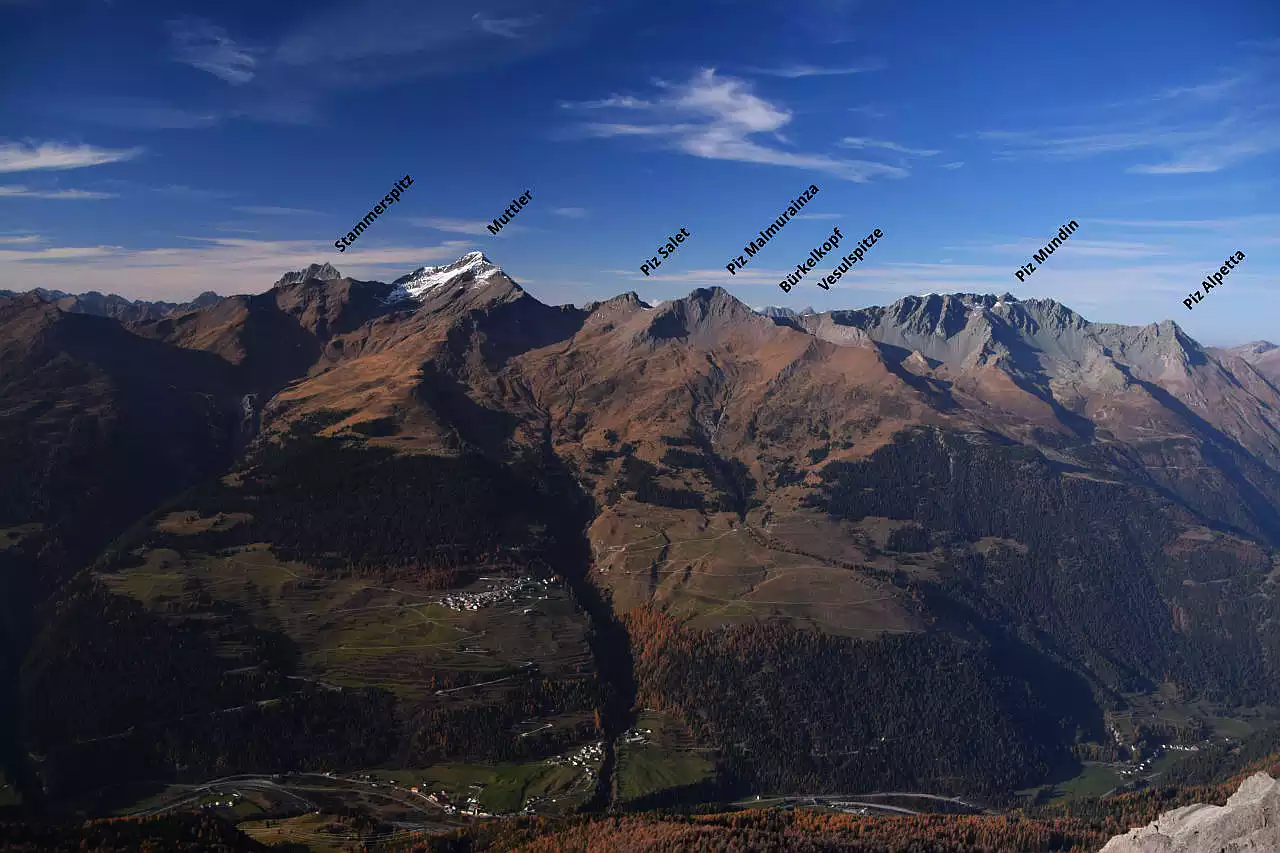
404,784,491,817
545,741,604,771
620,727,653,745
437,576,553,612
199,792,242,810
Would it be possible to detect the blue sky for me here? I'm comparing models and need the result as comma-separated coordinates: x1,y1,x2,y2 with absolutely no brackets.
0,0,1277,345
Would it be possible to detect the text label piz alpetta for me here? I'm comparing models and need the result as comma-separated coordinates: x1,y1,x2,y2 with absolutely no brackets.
1184,251,1246,310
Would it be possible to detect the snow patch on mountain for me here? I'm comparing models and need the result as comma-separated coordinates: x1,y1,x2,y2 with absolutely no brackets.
384,252,503,303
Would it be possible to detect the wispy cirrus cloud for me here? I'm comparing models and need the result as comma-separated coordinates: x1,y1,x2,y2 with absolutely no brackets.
270,1,610,95
985,239,1171,259
0,237,477,299
978,120,1280,174
0,185,116,199
1092,214,1280,231
746,62,884,78
550,207,589,218
838,137,939,157
0,234,42,245
62,97,224,129
0,141,141,173
152,185,235,200
233,205,323,216
409,217,528,236
0,245,120,261
1152,76,1246,102
125,3,625,127
167,17,259,84
847,105,886,118
1127,134,1278,174
472,12,540,38
561,68,910,182
977,72,1280,175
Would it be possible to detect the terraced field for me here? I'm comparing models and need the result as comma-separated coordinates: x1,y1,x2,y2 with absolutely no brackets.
589,502,922,638
614,711,716,805
98,524,594,706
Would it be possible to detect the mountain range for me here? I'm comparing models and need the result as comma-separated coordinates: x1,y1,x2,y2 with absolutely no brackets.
1,251,1279,848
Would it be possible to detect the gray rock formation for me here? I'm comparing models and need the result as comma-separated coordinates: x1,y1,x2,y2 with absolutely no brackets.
1217,341,1280,385
798,292,1207,386
274,262,342,288
0,287,223,322
1100,772,1279,852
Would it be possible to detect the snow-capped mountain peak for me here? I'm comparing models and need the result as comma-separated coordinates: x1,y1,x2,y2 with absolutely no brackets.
385,251,504,303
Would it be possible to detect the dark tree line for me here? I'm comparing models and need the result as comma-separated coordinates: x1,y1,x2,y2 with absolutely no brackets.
624,606,1094,797
811,427,1280,705
0,813,280,853
20,433,613,806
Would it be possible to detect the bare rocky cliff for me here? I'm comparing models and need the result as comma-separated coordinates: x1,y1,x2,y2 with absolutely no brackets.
1100,773,1280,852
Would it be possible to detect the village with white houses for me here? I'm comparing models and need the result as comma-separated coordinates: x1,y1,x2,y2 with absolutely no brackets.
436,575,553,612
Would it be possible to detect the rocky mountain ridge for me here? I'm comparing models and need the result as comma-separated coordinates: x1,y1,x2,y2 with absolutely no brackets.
1101,772,1280,852
272,262,342,288
1219,339,1280,385
2,251,1280,825
0,287,222,323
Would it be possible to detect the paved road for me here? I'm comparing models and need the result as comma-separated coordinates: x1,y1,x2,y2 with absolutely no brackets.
126,772,445,822
735,791,989,815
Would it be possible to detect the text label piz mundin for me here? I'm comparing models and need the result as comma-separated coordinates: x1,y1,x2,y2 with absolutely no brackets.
726,184,820,275
1184,251,1246,310
1013,220,1078,280
336,175,413,253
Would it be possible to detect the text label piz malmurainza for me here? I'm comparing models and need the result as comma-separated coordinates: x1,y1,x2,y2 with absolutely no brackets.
726,184,820,275
336,175,414,253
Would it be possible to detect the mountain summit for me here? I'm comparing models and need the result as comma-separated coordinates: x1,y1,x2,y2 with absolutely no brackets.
274,262,343,288
385,251,505,302
4,250,1280,835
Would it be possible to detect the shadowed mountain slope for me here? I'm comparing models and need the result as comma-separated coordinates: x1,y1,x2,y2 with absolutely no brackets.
2,257,1279,813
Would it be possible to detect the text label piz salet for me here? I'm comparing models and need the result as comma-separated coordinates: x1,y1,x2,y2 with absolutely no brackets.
726,184,820,275
640,227,692,277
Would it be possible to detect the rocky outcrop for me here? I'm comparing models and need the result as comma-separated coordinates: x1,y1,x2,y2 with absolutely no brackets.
1100,772,1280,852
1220,340,1280,385
0,287,223,323
273,262,342,288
